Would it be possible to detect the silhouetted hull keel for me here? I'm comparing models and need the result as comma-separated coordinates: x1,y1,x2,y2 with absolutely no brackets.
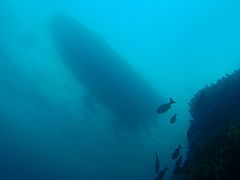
49,13,163,127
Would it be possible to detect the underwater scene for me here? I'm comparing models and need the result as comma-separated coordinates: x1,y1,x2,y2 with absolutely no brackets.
0,0,240,180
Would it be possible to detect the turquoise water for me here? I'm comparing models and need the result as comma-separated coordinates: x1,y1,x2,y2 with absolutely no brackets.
0,0,239,179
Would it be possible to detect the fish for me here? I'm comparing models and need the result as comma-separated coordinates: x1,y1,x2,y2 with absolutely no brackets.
175,156,183,168
172,145,182,160
155,152,160,173
157,98,175,114
170,113,177,124
155,167,168,180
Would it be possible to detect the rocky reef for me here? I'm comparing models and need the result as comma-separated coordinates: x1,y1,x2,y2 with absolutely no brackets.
183,69,240,179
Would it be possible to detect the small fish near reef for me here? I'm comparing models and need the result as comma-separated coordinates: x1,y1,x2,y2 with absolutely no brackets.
157,98,175,114
170,113,177,124
155,167,169,180
172,145,182,160
155,152,160,173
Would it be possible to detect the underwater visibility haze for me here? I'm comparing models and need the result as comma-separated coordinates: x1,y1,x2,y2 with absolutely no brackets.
0,0,240,180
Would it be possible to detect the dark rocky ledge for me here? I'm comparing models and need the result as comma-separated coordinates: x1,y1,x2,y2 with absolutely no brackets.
182,69,240,179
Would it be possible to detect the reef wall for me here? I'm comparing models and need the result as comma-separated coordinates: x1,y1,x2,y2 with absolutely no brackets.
183,69,240,179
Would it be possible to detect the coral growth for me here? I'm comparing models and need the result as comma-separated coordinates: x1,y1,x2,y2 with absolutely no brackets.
184,69,240,180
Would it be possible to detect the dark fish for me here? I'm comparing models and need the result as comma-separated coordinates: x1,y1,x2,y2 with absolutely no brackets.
173,166,183,175
172,145,182,160
175,156,183,168
155,152,160,173
155,167,168,180
170,113,177,124
157,98,175,114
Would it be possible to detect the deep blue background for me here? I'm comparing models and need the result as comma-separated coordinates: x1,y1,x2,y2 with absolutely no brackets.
0,0,239,179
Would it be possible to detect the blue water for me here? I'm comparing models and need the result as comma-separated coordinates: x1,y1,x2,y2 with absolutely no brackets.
0,0,239,180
